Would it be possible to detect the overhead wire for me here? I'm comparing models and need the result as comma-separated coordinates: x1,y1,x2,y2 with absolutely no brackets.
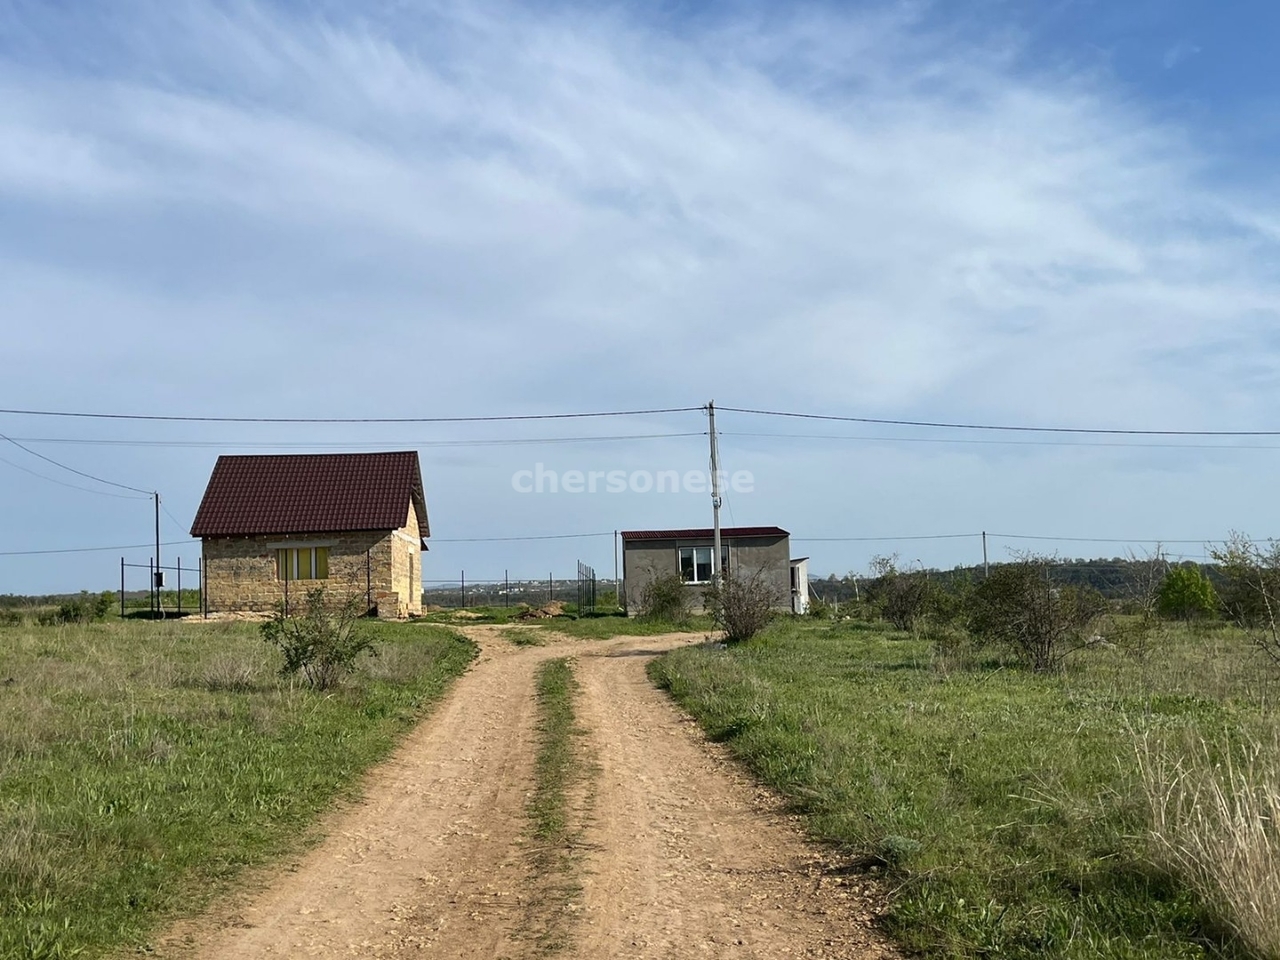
0,405,704,424
0,430,151,496
718,405,1280,438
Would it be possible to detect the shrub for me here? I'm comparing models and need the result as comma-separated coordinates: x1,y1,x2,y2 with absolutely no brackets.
864,555,933,632
968,556,1107,672
703,572,779,643
260,589,375,690
638,574,691,625
39,591,114,626
1211,533,1280,667
1156,565,1218,621
1136,729,1280,959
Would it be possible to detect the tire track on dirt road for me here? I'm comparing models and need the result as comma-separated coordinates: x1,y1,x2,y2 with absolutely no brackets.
166,627,549,959
571,638,900,960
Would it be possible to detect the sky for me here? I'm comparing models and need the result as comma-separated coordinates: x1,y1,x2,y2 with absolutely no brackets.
2,0,1280,594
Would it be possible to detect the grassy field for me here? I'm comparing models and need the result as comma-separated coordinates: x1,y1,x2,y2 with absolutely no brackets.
0,618,476,959
649,617,1279,959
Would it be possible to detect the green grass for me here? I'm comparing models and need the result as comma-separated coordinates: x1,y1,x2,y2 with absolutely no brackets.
0,618,476,959
525,657,587,953
648,617,1277,959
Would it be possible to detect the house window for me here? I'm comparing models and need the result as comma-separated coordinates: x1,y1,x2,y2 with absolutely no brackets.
277,547,329,581
678,545,729,584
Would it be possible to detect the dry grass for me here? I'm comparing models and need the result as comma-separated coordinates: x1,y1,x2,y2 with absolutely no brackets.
0,617,476,959
1137,729,1280,959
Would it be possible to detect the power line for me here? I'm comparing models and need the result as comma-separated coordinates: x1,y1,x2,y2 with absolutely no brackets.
988,533,1211,545
0,431,151,496
431,532,614,543
723,431,1280,451
0,452,147,500
719,406,1280,438
792,533,981,542
1,431,706,450
0,539,196,558
0,405,703,424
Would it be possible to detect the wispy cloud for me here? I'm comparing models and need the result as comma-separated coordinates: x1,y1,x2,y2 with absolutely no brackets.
1,0,1279,586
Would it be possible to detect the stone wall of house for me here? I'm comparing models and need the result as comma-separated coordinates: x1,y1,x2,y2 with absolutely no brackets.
381,500,424,619
201,498,425,618
203,529,393,614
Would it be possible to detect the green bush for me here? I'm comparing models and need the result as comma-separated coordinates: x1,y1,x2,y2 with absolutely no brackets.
1157,566,1218,621
703,572,778,643
38,591,113,626
638,574,692,625
969,557,1107,672
260,589,375,690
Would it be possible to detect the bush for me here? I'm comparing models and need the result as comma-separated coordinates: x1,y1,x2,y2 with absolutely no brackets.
968,556,1107,672
38,591,114,626
638,574,691,625
703,572,779,643
260,589,375,690
1156,565,1217,620
1211,533,1280,667
864,555,933,632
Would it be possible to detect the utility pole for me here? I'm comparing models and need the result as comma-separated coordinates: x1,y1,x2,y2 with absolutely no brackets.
708,401,723,586
982,531,989,579
154,492,162,616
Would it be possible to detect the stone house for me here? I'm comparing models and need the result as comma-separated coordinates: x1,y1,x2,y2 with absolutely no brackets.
191,451,429,617
620,526,809,615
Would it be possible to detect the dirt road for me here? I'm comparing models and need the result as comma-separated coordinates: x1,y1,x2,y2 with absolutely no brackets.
160,627,898,959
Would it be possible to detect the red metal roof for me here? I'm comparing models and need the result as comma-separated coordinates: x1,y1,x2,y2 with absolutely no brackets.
620,526,788,541
191,452,429,540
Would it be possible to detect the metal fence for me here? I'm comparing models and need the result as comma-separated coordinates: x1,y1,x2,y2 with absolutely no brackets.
119,555,204,618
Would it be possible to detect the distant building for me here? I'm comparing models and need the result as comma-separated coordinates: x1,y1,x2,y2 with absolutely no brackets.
191,452,429,617
620,526,808,615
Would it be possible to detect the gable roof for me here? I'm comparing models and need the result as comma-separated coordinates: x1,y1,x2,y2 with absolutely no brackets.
621,526,788,542
191,452,429,542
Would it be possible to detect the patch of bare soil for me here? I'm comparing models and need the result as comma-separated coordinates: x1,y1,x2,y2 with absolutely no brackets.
150,627,900,959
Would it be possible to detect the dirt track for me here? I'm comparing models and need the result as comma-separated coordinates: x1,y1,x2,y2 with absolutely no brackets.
158,627,899,959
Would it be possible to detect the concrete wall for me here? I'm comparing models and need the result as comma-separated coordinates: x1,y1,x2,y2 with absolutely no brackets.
202,498,424,617
622,534,791,614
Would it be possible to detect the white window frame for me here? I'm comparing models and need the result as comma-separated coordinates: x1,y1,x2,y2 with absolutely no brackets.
678,544,730,584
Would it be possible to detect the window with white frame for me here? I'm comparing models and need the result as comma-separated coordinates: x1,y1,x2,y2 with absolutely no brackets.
678,545,729,584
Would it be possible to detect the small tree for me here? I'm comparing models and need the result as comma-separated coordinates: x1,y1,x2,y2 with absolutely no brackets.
969,555,1107,672
1157,565,1218,621
638,573,691,625
1210,533,1280,667
260,588,374,690
703,571,779,643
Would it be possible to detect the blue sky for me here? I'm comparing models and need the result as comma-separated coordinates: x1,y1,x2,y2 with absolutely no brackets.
2,0,1280,594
